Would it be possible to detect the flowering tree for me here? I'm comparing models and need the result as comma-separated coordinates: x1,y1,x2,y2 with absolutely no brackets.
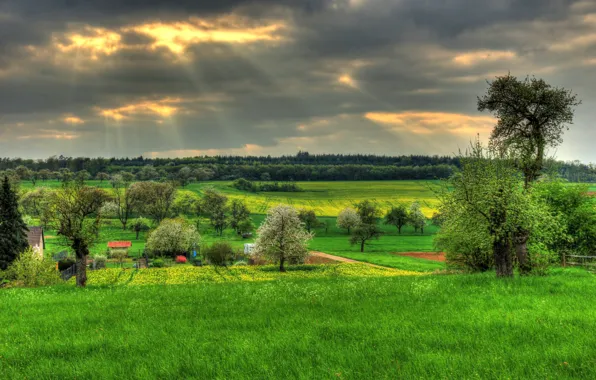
336,207,360,234
408,202,426,234
146,218,200,257
253,205,313,272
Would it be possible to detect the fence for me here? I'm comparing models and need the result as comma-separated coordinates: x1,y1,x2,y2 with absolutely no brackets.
60,264,77,281
562,253,596,269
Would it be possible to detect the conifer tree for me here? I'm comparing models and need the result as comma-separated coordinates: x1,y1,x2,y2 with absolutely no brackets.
0,176,29,270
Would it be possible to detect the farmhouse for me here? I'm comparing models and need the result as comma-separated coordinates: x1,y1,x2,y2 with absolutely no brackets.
26,226,45,258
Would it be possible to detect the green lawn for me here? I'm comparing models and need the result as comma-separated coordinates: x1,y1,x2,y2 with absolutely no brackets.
22,179,442,217
43,214,442,271
2,269,596,378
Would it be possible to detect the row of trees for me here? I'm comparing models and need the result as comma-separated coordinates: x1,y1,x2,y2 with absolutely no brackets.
1,163,457,183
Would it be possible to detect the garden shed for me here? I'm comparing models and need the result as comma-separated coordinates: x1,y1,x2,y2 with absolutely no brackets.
107,241,132,253
26,226,45,258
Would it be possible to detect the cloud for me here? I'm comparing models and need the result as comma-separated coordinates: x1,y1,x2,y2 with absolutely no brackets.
365,112,496,136
0,0,594,162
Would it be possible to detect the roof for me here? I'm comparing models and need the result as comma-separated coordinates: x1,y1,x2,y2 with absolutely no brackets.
108,241,132,248
26,226,44,248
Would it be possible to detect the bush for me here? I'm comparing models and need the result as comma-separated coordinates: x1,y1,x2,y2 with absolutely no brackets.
232,178,257,192
175,255,187,264
233,260,248,266
192,258,203,267
93,255,107,270
1,248,61,287
58,258,76,271
203,242,234,266
152,258,165,268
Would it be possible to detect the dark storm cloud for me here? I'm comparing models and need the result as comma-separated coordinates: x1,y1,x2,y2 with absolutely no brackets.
0,0,594,160
1,0,331,22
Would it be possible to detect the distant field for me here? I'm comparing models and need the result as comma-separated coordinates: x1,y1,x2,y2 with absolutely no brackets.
186,180,441,217
21,180,442,217
29,180,440,266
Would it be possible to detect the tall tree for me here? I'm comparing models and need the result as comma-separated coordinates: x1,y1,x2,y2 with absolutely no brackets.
384,204,408,233
96,172,110,183
355,200,380,225
478,74,580,273
201,187,229,236
229,199,251,233
52,182,108,286
113,178,138,230
350,224,383,252
478,74,581,188
408,202,426,235
130,181,177,223
253,205,313,272
435,141,541,277
0,176,29,270
298,209,321,233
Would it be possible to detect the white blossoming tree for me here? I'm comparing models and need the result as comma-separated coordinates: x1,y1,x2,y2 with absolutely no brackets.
146,218,200,257
336,207,361,234
253,205,313,272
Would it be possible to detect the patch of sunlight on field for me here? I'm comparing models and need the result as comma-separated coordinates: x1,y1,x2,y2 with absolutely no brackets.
185,180,441,216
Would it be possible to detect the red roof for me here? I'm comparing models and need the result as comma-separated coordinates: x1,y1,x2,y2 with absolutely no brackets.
108,241,132,248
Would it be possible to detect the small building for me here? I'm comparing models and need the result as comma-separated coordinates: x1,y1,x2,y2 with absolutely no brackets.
244,243,255,255
107,241,132,253
27,226,45,258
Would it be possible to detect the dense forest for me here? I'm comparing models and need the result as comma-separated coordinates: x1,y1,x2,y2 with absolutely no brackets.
0,152,594,182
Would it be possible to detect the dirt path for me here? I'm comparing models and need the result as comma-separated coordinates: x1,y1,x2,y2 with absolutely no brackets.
309,251,359,263
393,252,446,262
309,251,395,270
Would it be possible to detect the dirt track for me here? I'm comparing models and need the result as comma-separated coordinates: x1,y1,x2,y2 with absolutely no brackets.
394,252,446,262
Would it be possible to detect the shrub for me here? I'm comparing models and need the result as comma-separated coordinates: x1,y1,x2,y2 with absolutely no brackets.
1,248,61,287
175,255,187,264
93,255,107,270
152,258,165,268
203,242,234,266
233,260,248,266
109,249,128,268
191,258,203,267
58,258,76,271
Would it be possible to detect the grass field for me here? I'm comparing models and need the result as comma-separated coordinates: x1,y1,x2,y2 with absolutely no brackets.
29,180,443,270
22,180,442,217
42,213,443,271
2,269,596,379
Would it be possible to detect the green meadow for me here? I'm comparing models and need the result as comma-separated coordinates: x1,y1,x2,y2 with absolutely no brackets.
22,180,441,216
2,270,596,379
28,180,443,271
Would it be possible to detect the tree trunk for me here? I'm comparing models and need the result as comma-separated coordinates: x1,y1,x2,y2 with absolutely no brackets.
420,227,424,235
73,238,89,287
514,230,531,275
398,225,401,234
279,257,286,272
360,241,365,252
122,221,127,230
347,227,350,234
493,238,513,277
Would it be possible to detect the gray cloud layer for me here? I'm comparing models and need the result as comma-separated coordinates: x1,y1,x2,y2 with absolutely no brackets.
0,0,594,161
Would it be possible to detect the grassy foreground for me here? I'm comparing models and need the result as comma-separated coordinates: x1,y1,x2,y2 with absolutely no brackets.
2,269,596,379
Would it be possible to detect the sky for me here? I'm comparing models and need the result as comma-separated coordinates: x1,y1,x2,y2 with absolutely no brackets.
0,0,595,161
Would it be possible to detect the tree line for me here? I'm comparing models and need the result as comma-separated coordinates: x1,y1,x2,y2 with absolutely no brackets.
0,153,592,183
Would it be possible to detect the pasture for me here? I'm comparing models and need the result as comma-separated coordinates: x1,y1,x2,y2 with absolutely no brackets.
22,180,441,216
2,269,596,379
30,180,444,270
